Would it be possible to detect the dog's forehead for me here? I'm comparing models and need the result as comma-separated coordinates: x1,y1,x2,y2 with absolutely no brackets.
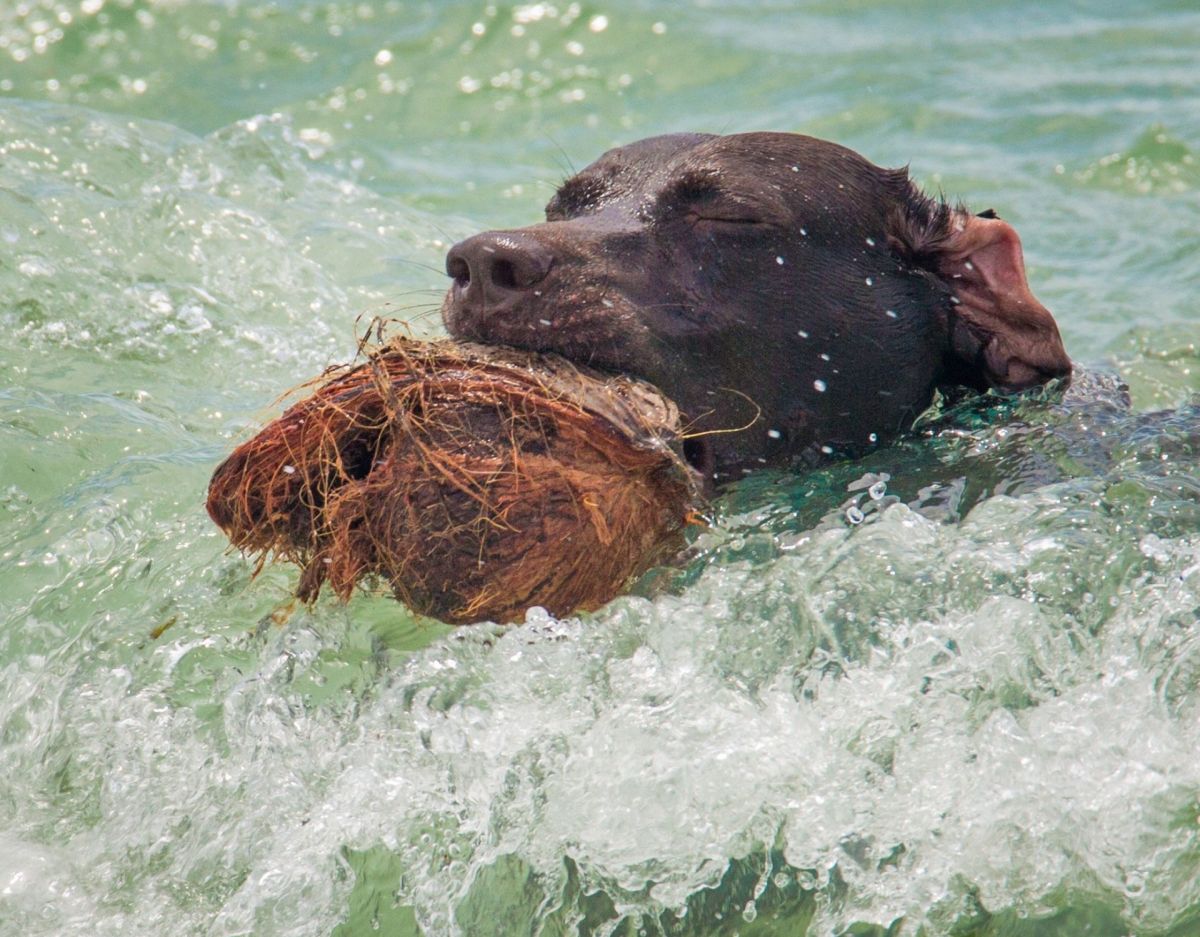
580,133,716,190
577,131,883,199
696,133,898,199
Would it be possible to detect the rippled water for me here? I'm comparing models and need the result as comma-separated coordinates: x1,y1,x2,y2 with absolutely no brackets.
2,2,1199,935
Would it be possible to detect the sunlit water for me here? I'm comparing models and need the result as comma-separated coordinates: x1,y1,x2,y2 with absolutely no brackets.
2,2,1199,935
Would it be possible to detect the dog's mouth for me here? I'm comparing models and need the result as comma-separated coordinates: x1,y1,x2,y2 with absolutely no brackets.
441,285,717,481
442,280,649,370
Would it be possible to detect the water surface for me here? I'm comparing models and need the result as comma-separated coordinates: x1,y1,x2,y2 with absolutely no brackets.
1,1,1199,935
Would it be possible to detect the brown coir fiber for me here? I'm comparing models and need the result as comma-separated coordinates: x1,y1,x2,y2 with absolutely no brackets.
206,337,702,624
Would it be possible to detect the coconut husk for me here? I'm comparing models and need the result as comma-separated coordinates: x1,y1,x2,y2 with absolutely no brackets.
206,337,703,624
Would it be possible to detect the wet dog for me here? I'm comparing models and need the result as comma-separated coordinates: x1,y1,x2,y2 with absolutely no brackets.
441,132,1071,481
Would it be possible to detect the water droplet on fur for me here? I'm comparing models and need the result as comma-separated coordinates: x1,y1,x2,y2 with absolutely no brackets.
865,277,873,286
776,255,785,265
282,464,296,475
767,429,782,439
886,309,898,318
813,379,826,392
797,329,809,339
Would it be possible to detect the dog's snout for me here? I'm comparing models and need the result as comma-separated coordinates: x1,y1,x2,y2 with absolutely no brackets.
446,231,553,299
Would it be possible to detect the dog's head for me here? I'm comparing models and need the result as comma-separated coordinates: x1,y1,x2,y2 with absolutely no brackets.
441,132,1070,477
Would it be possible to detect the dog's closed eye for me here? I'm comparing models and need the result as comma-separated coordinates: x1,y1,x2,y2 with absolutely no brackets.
656,171,774,229
685,208,766,228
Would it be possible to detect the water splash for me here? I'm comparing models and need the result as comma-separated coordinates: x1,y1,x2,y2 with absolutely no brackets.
2,2,1200,934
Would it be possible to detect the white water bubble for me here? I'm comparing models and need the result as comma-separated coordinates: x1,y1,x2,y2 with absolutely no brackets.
18,257,55,277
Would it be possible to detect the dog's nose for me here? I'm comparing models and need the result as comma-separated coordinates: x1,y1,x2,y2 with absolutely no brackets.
445,231,553,301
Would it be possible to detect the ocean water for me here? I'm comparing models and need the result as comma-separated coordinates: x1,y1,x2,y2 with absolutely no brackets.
1,1,1199,935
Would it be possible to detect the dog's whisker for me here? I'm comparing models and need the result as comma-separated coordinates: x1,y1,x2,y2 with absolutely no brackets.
378,303,442,315
543,131,577,178
381,288,446,300
389,256,450,277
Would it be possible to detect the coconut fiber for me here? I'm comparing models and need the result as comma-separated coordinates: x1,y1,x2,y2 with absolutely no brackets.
206,337,702,624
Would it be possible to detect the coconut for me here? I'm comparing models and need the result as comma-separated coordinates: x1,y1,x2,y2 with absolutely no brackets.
206,337,703,624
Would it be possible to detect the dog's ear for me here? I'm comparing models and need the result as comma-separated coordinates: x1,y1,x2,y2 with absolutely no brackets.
887,189,1071,393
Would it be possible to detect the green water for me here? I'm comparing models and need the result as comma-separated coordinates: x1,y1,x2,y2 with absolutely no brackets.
2,1,1199,935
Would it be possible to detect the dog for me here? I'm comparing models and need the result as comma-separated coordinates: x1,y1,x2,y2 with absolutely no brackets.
441,132,1071,482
